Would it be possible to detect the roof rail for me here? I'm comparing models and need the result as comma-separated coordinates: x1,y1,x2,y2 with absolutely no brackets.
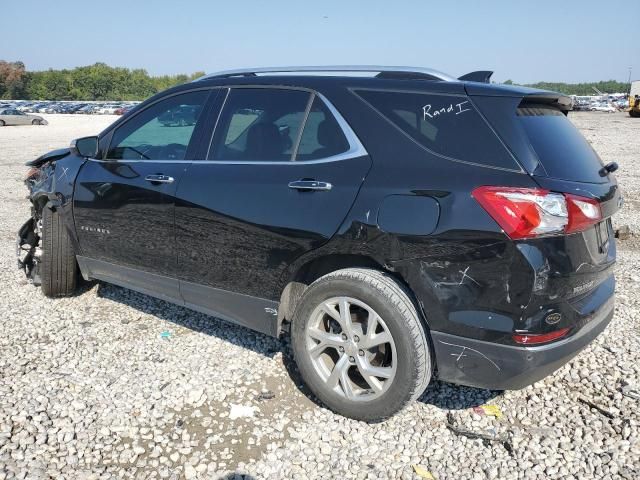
197,65,456,82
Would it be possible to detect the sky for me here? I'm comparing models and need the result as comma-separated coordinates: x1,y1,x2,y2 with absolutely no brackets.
3,0,639,84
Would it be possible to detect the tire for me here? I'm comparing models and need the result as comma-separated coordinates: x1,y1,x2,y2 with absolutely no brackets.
0,120,5,126
41,207,77,297
32,119,41,125
291,268,431,421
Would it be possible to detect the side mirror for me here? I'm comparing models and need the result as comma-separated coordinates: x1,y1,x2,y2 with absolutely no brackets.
70,136,99,158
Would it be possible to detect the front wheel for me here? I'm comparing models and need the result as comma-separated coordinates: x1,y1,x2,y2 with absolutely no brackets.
41,208,78,297
291,268,431,421
32,119,41,125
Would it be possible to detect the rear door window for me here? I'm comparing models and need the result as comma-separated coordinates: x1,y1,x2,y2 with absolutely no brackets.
517,105,605,183
355,89,518,170
209,88,312,161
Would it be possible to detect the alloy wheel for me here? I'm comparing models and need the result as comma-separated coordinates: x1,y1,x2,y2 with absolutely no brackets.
305,296,397,401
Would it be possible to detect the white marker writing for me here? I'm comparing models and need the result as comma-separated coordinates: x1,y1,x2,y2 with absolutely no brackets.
423,100,472,120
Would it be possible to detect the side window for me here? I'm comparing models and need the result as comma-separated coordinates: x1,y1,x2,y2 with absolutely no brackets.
355,89,517,170
208,88,311,161
295,97,350,161
106,90,209,160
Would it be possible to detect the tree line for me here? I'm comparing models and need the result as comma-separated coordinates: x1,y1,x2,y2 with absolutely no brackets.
0,61,205,101
502,79,630,96
0,61,632,101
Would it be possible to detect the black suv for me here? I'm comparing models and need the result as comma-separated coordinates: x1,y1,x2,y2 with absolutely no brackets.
18,66,620,421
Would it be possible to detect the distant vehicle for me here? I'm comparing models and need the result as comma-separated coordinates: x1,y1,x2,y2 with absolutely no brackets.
97,104,121,114
0,109,47,126
158,105,199,126
114,106,132,115
629,80,640,118
572,102,590,111
77,105,98,114
590,103,616,113
68,104,88,114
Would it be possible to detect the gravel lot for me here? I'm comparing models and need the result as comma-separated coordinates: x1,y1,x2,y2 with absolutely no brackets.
1,112,639,480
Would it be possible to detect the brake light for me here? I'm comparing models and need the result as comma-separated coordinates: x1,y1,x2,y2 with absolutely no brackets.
512,328,570,345
472,186,602,239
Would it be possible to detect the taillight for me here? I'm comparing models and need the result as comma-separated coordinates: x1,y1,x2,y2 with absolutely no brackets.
565,194,602,234
512,327,570,345
472,186,602,239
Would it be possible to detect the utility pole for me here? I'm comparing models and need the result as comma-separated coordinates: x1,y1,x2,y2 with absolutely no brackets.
628,66,633,94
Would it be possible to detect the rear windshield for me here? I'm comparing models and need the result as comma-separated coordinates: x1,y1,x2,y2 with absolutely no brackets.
355,89,519,170
518,105,605,183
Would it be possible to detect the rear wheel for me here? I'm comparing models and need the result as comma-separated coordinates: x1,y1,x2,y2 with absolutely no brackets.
41,208,77,297
0,120,5,126
291,268,431,421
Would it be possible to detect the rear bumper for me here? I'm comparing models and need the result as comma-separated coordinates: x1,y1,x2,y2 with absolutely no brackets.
431,296,614,390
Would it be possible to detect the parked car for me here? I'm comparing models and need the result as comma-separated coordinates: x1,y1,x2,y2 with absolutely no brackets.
17,66,620,421
590,103,616,113
158,105,200,126
0,108,47,126
96,104,121,115
114,106,132,115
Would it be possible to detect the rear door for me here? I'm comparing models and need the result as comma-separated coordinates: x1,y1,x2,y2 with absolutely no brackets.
175,87,371,334
73,89,213,300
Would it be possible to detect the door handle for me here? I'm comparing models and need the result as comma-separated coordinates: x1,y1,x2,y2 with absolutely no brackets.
288,180,332,191
145,174,174,184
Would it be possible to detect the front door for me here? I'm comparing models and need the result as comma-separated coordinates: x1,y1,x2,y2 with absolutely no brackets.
73,89,213,299
175,88,371,333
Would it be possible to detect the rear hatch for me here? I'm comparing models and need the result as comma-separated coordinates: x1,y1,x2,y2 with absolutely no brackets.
469,84,620,316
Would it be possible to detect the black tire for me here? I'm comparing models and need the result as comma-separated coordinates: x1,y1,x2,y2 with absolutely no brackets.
0,120,5,126
41,208,77,297
291,268,431,421
32,119,41,125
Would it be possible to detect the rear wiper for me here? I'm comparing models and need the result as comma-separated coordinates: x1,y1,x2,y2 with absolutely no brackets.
599,162,618,176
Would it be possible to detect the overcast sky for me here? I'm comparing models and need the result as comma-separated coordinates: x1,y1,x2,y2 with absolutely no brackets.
4,0,639,83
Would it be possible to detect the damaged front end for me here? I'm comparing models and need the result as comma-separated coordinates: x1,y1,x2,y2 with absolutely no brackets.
17,147,73,284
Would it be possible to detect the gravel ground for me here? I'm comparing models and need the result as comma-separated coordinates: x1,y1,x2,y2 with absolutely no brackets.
0,112,639,480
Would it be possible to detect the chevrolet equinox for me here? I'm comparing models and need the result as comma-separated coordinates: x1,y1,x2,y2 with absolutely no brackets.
18,66,620,421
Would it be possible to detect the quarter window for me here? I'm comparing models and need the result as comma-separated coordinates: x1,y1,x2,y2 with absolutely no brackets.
295,97,350,161
106,90,209,161
356,89,517,169
208,88,311,161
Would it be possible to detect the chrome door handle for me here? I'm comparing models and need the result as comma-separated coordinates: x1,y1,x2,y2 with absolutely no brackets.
288,180,332,191
145,174,174,184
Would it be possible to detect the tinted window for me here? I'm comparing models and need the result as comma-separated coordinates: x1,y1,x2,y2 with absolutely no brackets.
295,97,350,160
518,105,605,183
209,88,311,161
106,90,209,160
356,89,517,169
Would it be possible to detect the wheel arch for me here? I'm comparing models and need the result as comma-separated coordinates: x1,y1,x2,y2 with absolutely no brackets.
277,253,433,337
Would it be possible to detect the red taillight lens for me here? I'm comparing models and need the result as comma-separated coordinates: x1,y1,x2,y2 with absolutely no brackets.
472,186,568,239
512,328,570,345
565,194,602,233
472,186,602,239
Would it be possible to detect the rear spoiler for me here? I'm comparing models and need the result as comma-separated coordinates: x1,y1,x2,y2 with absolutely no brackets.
519,92,573,114
458,71,493,83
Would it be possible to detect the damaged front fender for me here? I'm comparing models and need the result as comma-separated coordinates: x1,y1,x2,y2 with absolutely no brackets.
18,149,87,284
